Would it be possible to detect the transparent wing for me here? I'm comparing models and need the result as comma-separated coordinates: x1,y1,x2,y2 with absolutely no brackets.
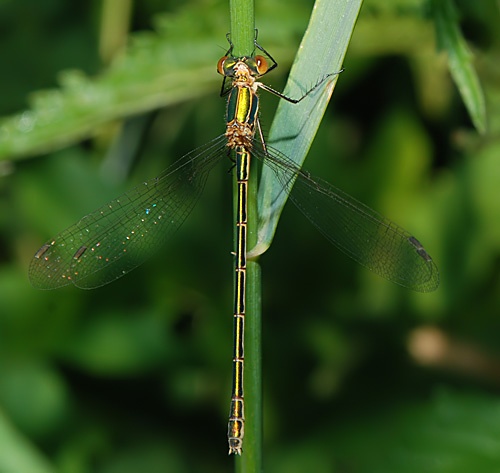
29,135,228,289
253,142,439,292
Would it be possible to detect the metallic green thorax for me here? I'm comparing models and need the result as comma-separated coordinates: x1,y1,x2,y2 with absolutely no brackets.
227,86,259,129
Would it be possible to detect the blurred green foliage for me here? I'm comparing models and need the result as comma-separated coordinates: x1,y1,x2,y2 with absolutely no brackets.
1,0,500,472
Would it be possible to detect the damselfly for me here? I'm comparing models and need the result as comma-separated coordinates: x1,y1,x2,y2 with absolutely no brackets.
29,36,439,455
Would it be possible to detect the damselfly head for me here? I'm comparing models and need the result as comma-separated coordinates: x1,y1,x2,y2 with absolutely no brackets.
217,55,270,79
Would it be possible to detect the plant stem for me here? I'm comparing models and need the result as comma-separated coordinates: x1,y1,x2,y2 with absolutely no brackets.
99,0,132,65
241,258,262,473
229,1,262,472
229,0,255,56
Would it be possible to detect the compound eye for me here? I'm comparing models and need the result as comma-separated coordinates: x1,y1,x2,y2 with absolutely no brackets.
217,56,228,75
254,55,269,75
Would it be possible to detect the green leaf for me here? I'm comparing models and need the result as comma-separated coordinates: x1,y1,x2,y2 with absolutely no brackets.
0,1,317,163
249,0,363,257
431,0,487,134
0,6,226,162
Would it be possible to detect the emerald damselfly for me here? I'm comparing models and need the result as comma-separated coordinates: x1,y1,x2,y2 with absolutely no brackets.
29,36,439,455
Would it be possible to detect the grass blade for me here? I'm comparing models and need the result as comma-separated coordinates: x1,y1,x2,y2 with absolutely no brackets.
431,0,487,134
250,0,363,257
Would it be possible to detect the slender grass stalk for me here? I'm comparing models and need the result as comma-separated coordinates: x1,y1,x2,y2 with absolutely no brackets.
228,1,262,472
241,258,262,473
229,0,255,56
99,0,133,65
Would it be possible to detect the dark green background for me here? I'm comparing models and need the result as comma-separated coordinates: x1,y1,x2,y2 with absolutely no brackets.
1,0,500,472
